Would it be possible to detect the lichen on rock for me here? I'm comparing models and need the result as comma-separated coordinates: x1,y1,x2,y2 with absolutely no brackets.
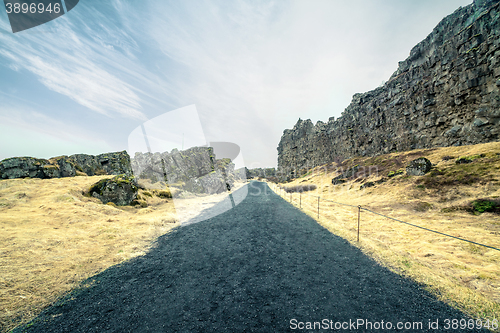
88,174,138,206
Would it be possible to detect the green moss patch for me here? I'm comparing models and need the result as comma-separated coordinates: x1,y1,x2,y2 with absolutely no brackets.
471,199,499,214
88,178,110,196
455,154,485,164
387,170,404,177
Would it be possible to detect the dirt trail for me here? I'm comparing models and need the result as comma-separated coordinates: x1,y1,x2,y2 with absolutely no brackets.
14,182,487,332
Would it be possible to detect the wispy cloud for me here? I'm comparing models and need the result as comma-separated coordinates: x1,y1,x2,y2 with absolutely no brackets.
0,101,114,159
0,3,147,120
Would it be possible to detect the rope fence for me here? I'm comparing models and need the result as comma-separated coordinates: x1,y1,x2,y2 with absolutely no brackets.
271,183,500,252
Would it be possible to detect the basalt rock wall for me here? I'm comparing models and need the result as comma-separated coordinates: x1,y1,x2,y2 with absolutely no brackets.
0,151,132,180
131,147,236,194
278,0,500,178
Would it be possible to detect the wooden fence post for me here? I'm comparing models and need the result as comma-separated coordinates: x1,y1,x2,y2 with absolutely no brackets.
357,205,361,242
317,197,320,218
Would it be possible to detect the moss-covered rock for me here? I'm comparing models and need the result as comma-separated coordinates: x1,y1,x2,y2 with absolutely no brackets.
88,174,138,206
406,157,432,176
42,164,60,178
360,181,375,190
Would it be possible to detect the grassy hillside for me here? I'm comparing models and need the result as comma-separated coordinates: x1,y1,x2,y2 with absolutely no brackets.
0,176,179,332
273,141,500,325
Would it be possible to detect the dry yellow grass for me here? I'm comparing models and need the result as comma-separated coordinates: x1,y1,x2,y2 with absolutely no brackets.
0,175,248,332
0,176,179,332
271,141,500,327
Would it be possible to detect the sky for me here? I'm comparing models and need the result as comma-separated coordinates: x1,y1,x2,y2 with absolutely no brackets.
0,0,473,168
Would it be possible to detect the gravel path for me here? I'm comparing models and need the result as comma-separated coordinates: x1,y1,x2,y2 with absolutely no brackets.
15,182,487,332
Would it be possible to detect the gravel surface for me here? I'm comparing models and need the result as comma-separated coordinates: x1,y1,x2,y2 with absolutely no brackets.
14,182,487,332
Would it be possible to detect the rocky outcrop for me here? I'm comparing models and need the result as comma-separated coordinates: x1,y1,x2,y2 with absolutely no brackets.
0,156,79,179
0,157,57,179
131,147,236,194
70,151,132,176
88,174,138,206
0,151,133,180
278,0,500,179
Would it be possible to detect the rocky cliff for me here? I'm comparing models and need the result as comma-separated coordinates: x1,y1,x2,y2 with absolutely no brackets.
0,151,132,179
278,0,500,179
131,147,236,195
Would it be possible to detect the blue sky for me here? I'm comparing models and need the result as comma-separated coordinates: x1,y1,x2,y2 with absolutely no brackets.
0,0,472,167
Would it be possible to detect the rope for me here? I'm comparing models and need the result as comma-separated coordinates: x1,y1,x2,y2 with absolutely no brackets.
321,197,359,208
270,183,500,252
361,207,500,252
281,186,358,208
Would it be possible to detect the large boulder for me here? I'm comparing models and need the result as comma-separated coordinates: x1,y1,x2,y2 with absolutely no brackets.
88,174,138,206
199,171,231,194
406,157,432,176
